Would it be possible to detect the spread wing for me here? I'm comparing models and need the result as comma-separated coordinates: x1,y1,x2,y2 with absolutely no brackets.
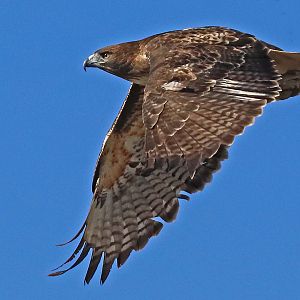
50,28,283,284
49,84,228,284
143,28,281,174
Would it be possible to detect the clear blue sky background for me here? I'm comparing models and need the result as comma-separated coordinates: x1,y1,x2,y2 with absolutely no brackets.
1,1,300,299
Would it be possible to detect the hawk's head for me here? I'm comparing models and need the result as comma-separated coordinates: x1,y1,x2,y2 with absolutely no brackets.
83,41,150,84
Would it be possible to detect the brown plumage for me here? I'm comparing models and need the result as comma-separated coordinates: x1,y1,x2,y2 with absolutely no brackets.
50,26,300,284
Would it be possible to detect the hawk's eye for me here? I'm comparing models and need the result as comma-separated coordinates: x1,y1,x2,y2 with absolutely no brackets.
100,52,111,59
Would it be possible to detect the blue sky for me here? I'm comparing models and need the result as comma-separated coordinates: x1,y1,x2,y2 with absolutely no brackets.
1,0,300,299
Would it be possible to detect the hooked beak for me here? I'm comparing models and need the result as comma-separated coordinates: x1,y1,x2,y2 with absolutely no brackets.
83,54,103,71
83,59,89,72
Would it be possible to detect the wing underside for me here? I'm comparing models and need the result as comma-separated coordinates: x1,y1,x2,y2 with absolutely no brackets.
49,84,229,284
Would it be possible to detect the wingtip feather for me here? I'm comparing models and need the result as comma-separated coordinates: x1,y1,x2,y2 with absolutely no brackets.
48,270,66,277
55,222,86,246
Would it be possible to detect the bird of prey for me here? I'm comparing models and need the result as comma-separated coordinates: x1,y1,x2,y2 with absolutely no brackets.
50,26,300,284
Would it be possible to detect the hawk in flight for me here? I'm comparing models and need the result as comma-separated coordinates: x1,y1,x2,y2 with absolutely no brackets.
50,27,300,284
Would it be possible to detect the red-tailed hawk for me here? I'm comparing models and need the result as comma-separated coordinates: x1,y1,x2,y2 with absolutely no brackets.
50,26,300,284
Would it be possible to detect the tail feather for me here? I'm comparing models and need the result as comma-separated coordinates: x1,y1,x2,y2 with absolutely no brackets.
270,50,300,73
269,50,300,100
